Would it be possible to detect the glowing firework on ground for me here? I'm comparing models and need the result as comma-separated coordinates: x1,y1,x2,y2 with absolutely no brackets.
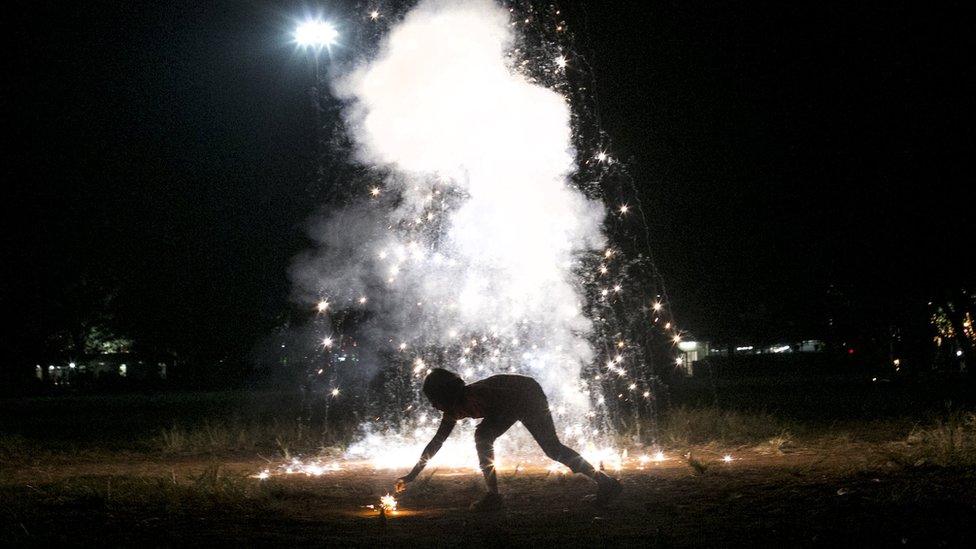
380,493,398,512
256,458,343,477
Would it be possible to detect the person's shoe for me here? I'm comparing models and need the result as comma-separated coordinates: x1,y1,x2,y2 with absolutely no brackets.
469,492,504,512
592,475,623,507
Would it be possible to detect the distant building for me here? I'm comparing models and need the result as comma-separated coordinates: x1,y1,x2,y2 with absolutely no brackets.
34,353,169,387
676,340,711,376
684,339,828,377
730,340,825,355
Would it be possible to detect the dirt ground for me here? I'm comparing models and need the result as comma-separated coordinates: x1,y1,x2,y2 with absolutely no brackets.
4,445,975,547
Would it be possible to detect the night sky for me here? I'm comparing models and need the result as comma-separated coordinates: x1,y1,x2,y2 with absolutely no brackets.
4,1,973,367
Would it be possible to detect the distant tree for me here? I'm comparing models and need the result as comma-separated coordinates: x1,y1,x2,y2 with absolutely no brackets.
931,287,974,371
44,273,132,357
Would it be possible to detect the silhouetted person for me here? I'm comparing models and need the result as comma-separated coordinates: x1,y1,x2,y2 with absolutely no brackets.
396,368,622,511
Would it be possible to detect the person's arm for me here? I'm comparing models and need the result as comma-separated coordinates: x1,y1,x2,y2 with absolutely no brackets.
396,415,456,489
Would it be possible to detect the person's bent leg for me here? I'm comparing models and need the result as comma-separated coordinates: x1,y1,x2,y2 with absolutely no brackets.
522,408,622,505
521,408,597,477
474,417,516,494
471,417,515,511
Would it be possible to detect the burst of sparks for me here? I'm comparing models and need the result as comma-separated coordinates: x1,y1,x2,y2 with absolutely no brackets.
380,494,398,512
277,1,687,482
723,454,734,463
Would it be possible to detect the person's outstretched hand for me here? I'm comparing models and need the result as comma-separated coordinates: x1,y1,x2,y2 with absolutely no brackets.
395,475,413,493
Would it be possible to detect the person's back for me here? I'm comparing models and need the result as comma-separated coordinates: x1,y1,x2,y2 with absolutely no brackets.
456,374,546,419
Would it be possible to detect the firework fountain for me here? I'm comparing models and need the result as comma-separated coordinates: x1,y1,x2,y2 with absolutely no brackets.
277,0,683,479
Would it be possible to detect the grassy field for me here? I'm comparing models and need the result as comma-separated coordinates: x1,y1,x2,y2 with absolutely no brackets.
3,377,976,546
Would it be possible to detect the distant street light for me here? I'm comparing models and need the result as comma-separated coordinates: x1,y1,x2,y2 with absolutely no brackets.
294,19,338,48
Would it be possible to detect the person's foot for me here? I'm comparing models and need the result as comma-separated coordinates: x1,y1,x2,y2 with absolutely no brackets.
469,492,504,512
587,474,622,507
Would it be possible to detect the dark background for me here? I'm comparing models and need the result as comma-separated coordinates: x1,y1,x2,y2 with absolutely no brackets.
3,1,972,376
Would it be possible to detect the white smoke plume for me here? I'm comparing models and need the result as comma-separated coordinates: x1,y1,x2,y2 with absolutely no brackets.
294,0,610,464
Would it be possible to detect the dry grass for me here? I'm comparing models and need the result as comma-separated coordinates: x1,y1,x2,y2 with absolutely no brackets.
156,419,307,456
658,406,797,447
1,464,275,521
155,417,354,457
5,459,976,546
0,434,35,462
884,411,976,469
5,390,976,545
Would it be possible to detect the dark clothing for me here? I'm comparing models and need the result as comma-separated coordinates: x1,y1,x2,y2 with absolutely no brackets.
451,374,550,420
473,403,595,475
417,375,595,480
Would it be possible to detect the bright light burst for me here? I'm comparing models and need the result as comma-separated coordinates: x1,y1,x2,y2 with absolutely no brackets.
281,0,686,479
295,20,339,47
380,493,398,512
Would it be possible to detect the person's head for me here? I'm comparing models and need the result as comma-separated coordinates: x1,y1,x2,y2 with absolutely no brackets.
422,368,466,412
